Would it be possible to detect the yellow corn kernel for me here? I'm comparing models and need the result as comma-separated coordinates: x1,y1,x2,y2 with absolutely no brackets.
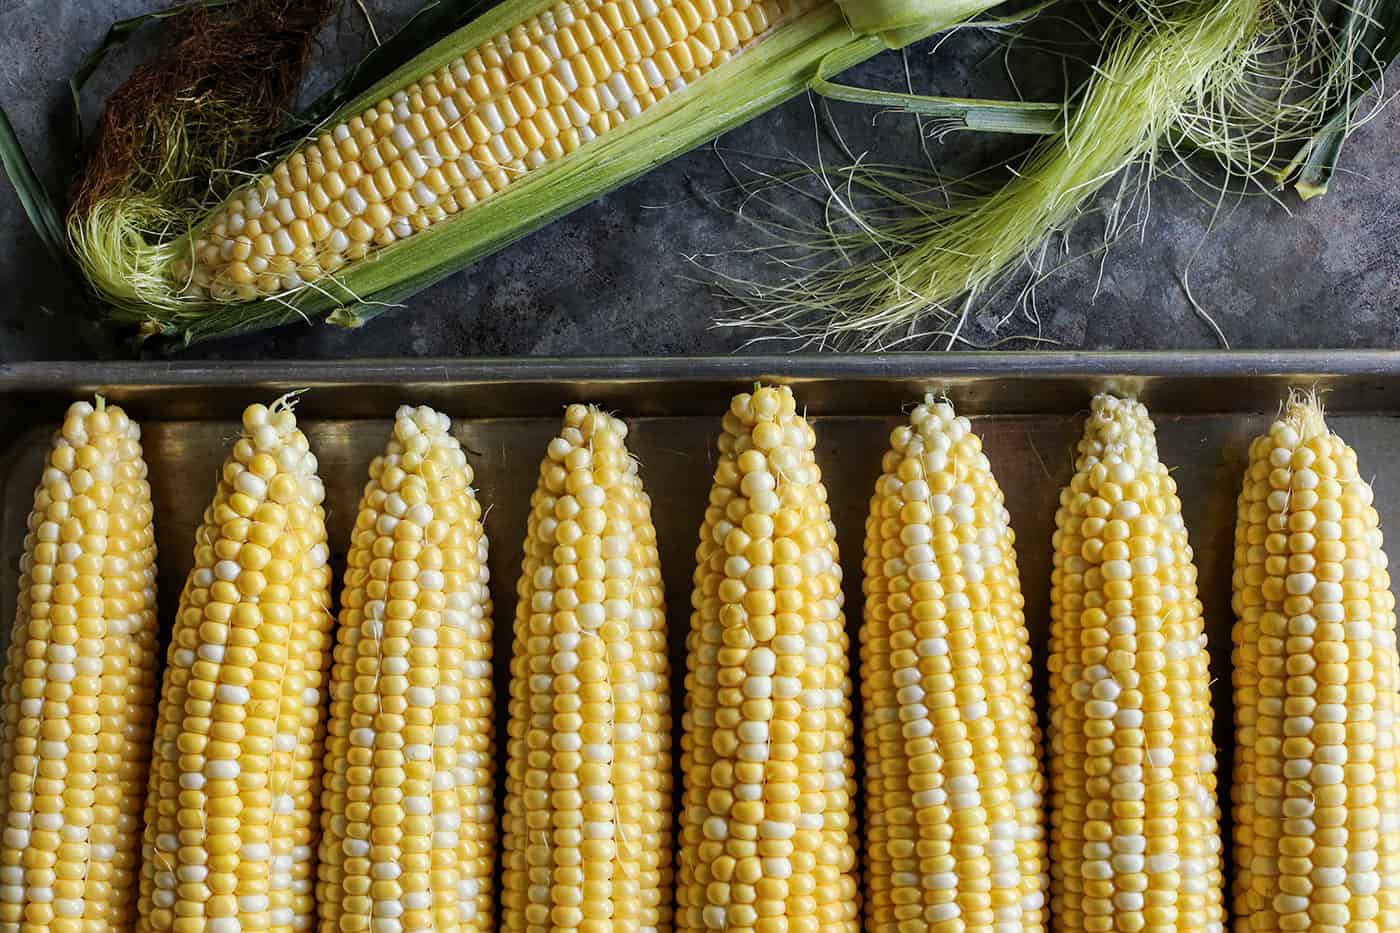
183,0,823,299
1048,394,1225,933
860,397,1048,932
317,405,495,931
0,399,159,932
1231,393,1400,932
678,385,859,933
502,405,672,932
137,400,332,933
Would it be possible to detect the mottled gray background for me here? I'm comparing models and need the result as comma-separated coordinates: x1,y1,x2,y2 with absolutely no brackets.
1,0,1396,360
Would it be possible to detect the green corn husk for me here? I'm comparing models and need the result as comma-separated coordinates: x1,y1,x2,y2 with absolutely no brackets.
10,0,1008,345
718,0,1400,348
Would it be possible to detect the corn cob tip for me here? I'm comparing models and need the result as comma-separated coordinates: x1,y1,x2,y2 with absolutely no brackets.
731,383,797,422
395,401,451,432
545,404,632,476
1076,393,1157,466
234,400,324,499
883,396,987,513
918,390,952,408
717,384,820,486
893,395,968,454
56,396,139,447
380,403,479,512
390,403,470,473
1273,388,1329,442
562,401,626,436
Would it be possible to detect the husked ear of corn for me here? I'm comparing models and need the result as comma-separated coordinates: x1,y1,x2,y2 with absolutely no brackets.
502,404,672,932
1231,393,1400,931
0,399,159,930
138,400,333,933
1048,394,1225,932
678,385,858,933
860,397,1048,932
317,405,495,931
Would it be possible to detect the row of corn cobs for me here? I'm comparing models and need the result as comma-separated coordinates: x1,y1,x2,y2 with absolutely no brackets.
2,385,1393,932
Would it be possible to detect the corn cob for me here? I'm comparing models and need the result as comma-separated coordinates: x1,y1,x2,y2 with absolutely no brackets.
678,385,858,933
172,0,825,304
1231,394,1400,932
501,404,672,932
137,400,332,933
0,399,159,931
317,405,495,932
860,397,1048,932
1048,394,1225,933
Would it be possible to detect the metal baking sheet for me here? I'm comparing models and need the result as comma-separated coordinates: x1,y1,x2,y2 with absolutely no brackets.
5,350,1400,870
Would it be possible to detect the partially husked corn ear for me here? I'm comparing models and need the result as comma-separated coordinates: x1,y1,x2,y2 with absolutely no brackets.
317,405,495,932
0,399,159,931
1231,394,1400,931
860,397,1048,932
177,0,822,301
679,385,858,933
502,405,672,932
138,401,333,933
1048,394,1225,933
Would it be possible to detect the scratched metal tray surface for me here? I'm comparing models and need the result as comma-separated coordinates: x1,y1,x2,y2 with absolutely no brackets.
5,350,1400,856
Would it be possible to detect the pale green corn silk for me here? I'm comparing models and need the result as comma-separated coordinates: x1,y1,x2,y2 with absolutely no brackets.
719,0,1394,349
69,0,997,344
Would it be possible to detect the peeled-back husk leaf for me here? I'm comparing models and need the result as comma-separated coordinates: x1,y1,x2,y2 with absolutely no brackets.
718,0,1266,349
719,0,1400,348
0,109,68,273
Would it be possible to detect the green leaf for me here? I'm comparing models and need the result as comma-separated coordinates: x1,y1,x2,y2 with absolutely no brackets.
0,106,70,272
811,68,1061,135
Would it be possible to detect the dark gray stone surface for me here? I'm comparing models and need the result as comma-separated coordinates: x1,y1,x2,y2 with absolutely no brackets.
1,0,1396,361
